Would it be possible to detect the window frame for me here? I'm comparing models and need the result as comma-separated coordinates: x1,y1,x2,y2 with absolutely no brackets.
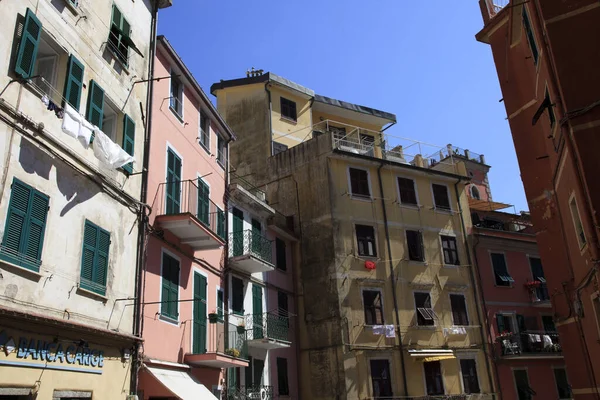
513,368,534,400
490,251,513,287
522,6,539,66
276,357,290,396
169,70,184,119
469,185,481,200
160,248,181,323
552,367,571,400
355,224,377,258
216,134,227,168
569,193,587,249
362,288,384,326
413,291,436,327
397,176,419,207
431,183,452,212
406,229,425,262
449,293,469,327
199,111,210,153
231,275,245,316
348,166,372,199
369,358,394,398
280,97,297,122
458,357,481,394
440,234,460,266
423,360,445,396
108,4,131,67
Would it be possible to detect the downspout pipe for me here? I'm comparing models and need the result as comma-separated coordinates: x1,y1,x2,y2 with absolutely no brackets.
377,163,408,396
265,82,272,155
131,0,158,395
454,179,496,398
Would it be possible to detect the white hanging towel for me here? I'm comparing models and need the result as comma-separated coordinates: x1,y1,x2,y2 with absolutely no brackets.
372,325,384,335
62,103,81,139
93,128,135,169
542,334,553,348
78,119,94,149
384,325,395,338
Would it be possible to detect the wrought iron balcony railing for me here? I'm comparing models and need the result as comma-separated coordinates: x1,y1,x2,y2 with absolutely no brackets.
153,179,226,240
223,385,273,400
192,319,248,360
244,312,289,342
497,331,561,356
230,174,266,202
228,230,273,265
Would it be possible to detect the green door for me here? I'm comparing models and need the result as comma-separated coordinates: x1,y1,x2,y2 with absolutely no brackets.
251,219,261,256
166,149,181,214
232,208,244,256
252,284,263,339
228,368,238,391
197,178,209,225
193,272,207,354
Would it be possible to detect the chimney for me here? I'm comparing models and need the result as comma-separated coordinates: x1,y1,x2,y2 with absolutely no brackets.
446,144,453,157
464,149,470,160
480,154,486,164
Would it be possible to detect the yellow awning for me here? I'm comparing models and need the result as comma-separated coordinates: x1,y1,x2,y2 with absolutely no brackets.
422,355,456,362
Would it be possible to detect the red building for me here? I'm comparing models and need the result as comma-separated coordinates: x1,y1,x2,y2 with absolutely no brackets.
450,148,570,399
476,1,600,398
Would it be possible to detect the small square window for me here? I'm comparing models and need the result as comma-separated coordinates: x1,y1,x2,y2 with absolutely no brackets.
280,97,297,121
441,235,460,266
398,177,418,206
491,253,513,286
362,289,384,325
349,168,371,198
406,230,424,262
432,184,451,211
414,292,435,326
356,225,377,257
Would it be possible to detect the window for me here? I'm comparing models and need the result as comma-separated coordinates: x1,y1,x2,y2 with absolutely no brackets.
362,289,384,325
197,179,209,225
450,294,469,326
277,358,290,396
554,368,571,399
432,184,451,211
397,177,418,206
470,185,481,200
217,288,224,321
217,135,227,167
232,276,244,315
14,8,42,79
102,97,119,141
161,252,180,320
406,230,424,262
529,257,549,301
166,148,182,214
349,168,371,198
545,88,556,128
522,7,539,65
80,220,110,296
53,390,91,399
460,359,480,394
278,291,289,320
441,235,460,266
86,80,104,129
356,225,377,257
63,55,85,110
280,97,297,121
170,72,183,117
414,292,435,326
424,361,444,395
331,126,346,141
370,359,393,398
108,4,132,66
569,195,586,248
0,178,49,272
122,114,135,173
216,208,225,240
514,369,535,400
276,238,287,271
491,253,513,286
199,112,210,151
496,313,516,335
542,315,556,332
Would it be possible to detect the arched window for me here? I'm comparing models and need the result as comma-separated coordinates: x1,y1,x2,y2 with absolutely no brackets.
470,185,481,200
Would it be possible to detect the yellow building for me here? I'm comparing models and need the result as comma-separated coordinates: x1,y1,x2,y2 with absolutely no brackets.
211,72,495,400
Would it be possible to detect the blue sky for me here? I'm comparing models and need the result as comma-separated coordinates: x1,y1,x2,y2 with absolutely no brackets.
158,0,529,212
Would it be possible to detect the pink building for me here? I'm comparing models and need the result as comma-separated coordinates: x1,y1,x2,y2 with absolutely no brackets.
138,36,237,399
451,148,571,400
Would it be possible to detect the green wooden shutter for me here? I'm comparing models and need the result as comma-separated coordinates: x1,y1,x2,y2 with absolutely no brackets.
193,273,207,354
245,356,253,386
166,149,181,214
122,114,135,173
15,9,42,79
496,314,505,334
161,254,171,316
252,284,263,339
197,179,209,225
86,80,104,129
63,55,84,110
161,253,179,319
95,228,110,294
80,221,109,295
217,209,225,240
1,181,30,262
24,191,49,264
169,257,179,318
232,208,244,256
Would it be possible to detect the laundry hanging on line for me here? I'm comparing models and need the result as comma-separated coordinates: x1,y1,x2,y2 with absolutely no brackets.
92,128,135,169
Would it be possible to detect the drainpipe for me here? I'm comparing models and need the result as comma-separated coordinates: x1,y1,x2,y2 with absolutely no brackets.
264,82,272,156
471,234,503,400
453,180,496,398
131,0,158,395
377,163,408,396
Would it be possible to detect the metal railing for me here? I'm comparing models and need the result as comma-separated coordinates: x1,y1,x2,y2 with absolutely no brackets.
485,0,510,18
228,230,273,265
193,319,248,360
223,385,273,400
153,179,224,240
498,331,561,356
230,174,266,202
243,312,289,342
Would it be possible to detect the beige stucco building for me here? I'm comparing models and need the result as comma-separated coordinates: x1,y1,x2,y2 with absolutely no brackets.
212,72,495,399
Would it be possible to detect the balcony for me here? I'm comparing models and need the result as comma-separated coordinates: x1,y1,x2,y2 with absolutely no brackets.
497,331,562,359
484,0,510,19
526,282,551,307
229,230,275,274
229,174,275,219
243,312,290,350
185,320,249,369
153,179,225,250
224,385,274,400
